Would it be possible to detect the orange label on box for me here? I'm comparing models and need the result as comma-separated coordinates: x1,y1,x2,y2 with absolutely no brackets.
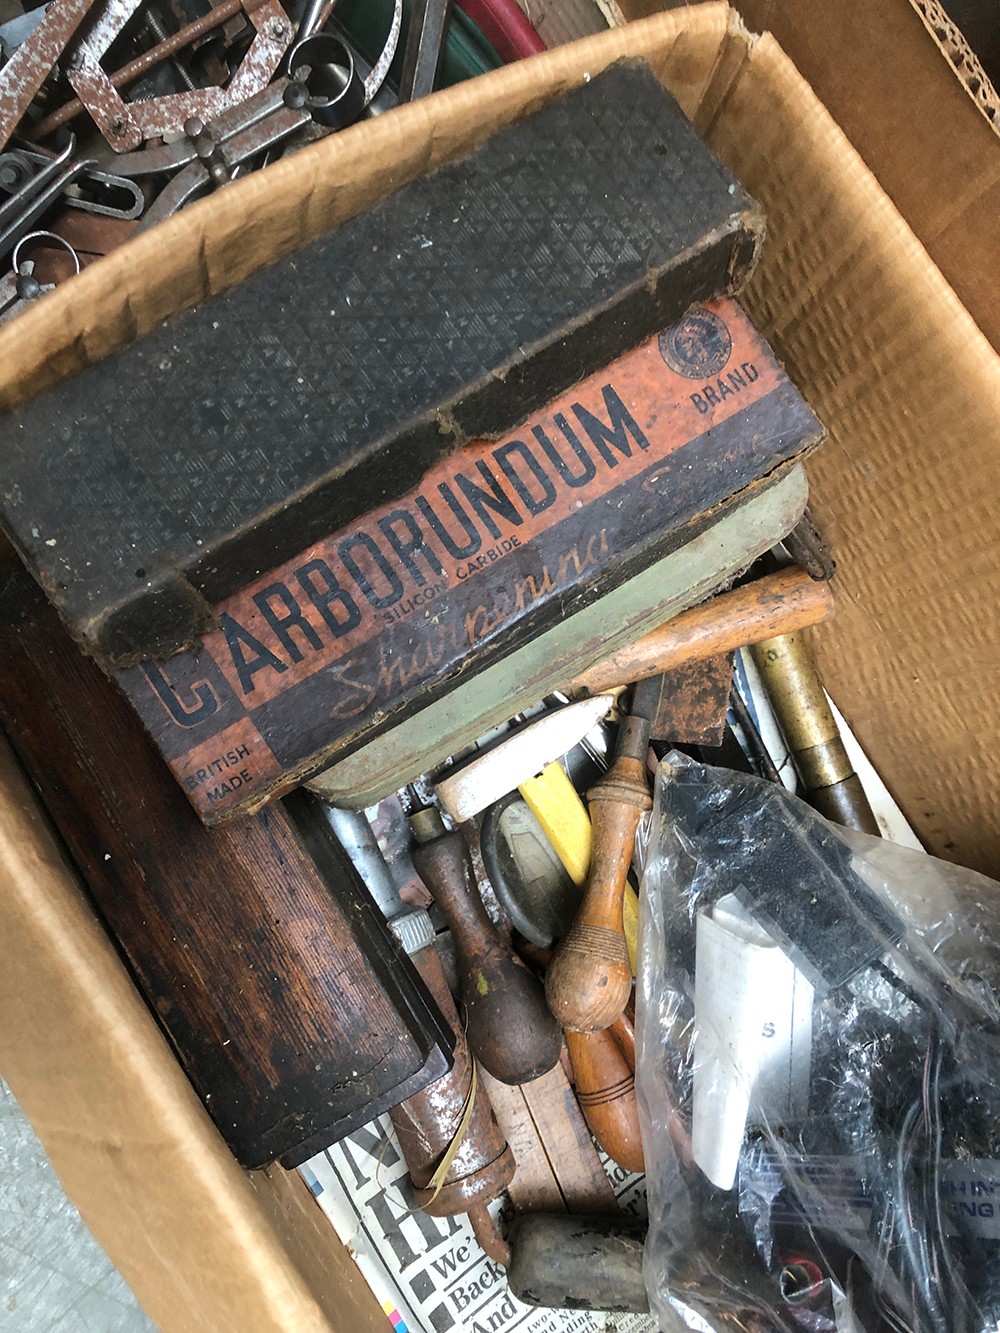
116,299,810,821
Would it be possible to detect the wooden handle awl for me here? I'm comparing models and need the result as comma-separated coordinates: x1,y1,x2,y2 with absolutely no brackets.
545,718,651,1033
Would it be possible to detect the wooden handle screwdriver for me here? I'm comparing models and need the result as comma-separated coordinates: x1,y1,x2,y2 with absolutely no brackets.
565,1025,644,1174
520,942,643,1172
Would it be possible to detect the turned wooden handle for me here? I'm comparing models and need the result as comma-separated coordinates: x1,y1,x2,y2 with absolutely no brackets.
545,752,651,1033
566,1028,644,1174
570,566,834,697
412,828,562,1085
609,1008,636,1072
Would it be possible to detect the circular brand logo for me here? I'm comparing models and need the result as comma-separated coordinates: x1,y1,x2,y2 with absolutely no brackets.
658,307,732,379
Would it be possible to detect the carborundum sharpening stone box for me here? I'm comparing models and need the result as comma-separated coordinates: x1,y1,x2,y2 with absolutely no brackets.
121,296,821,819
0,64,825,820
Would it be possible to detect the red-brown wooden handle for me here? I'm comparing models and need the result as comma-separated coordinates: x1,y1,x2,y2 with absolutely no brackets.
570,566,834,697
566,1027,644,1174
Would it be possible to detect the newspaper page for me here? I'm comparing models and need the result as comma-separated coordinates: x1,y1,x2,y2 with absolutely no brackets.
301,1116,655,1333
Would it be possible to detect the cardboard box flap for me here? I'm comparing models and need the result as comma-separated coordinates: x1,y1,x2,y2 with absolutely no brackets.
726,0,1000,354
0,734,382,1331
696,24,1000,873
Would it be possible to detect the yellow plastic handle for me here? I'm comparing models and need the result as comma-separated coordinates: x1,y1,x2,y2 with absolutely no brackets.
519,762,639,975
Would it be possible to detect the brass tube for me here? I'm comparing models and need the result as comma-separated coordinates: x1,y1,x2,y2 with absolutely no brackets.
751,630,880,836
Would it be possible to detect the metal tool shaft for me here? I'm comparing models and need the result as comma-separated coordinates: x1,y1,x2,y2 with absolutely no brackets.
751,630,880,835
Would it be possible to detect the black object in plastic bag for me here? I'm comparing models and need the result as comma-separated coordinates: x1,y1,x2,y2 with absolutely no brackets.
636,753,1000,1332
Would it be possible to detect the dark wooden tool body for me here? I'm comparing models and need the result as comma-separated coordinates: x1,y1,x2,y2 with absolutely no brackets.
0,564,453,1168
390,942,514,1214
410,811,562,1086
546,717,651,1033
389,940,514,1265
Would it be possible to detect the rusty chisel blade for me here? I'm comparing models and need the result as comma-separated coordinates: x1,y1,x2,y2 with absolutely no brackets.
649,653,735,746
435,695,614,824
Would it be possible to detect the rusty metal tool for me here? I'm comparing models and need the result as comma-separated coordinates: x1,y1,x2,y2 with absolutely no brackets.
408,798,562,1086
104,76,308,177
782,508,836,581
320,804,515,1266
0,229,80,324
63,0,294,153
546,677,660,1033
750,629,881,835
101,77,315,227
63,0,148,152
398,0,453,100
29,0,248,141
644,653,735,748
0,0,100,152
568,566,835,698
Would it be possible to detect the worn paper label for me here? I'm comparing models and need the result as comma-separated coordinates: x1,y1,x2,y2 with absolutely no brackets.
115,299,809,820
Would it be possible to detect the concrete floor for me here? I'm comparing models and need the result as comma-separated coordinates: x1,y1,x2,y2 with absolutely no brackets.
0,1080,155,1332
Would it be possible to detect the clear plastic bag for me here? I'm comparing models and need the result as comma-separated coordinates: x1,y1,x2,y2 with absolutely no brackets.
635,753,1000,1333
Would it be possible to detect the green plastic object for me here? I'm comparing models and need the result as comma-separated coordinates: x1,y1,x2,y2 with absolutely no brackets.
337,0,503,90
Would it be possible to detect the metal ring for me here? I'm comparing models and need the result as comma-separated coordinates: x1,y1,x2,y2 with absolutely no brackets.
11,230,81,278
288,33,365,129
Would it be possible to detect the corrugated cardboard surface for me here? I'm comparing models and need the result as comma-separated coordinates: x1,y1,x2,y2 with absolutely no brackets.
674,3,1000,875
1,5,998,1329
728,0,1000,354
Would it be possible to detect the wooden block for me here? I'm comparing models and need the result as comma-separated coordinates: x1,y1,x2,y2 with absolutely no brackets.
0,561,453,1168
485,1061,619,1217
479,1074,563,1214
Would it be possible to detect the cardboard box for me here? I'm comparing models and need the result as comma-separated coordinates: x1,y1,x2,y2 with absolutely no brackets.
724,0,1000,354
1,4,998,1329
